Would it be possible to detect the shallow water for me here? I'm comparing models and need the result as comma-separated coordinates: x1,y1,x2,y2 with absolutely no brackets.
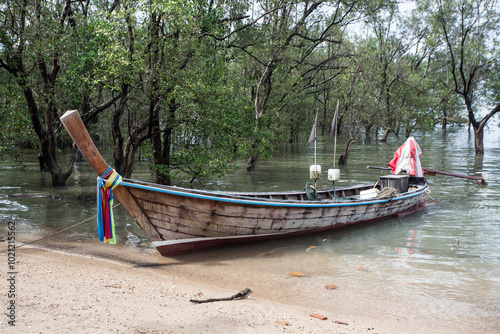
1,125,500,331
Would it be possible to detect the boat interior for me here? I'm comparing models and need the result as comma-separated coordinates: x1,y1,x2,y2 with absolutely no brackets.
236,176,427,201
125,175,427,203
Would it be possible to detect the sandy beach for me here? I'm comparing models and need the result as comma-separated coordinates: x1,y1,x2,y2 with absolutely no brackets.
2,242,498,334
2,247,380,334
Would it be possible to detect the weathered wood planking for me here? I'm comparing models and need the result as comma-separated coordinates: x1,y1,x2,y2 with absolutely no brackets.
125,180,425,245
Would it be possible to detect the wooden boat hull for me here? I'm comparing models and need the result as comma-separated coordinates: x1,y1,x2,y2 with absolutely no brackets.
60,110,429,257
121,179,429,256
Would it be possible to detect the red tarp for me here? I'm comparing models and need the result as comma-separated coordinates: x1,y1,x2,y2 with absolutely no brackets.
388,137,424,177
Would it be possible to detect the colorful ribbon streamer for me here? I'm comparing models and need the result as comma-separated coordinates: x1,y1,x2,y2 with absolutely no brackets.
97,167,122,244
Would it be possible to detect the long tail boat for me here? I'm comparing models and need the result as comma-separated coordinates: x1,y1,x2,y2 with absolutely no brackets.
60,110,430,256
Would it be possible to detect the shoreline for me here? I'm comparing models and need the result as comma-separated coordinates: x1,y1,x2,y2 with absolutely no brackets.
2,244,498,333
1,247,378,334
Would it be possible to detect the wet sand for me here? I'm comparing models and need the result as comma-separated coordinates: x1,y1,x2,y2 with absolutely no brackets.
2,243,497,334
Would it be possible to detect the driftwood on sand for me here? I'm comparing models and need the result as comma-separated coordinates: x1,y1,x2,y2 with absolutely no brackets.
190,288,252,304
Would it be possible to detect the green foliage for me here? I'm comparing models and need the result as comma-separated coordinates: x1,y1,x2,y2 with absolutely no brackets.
164,79,255,184
1,0,498,181
419,0,499,113
137,0,255,184
0,72,36,163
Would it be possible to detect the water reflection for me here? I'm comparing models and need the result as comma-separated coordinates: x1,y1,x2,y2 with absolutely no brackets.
393,229,417,268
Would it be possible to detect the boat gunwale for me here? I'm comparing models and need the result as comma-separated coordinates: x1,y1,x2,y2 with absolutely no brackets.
120,178,429,208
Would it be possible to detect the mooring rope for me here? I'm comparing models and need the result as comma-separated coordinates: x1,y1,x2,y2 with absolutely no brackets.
305,179,318,201
424,189,434,200
0,203,121,253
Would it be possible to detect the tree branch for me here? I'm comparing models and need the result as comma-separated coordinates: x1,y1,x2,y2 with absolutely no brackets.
190,288,252,304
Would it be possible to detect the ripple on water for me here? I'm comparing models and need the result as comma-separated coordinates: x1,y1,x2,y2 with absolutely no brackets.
0,199,29,212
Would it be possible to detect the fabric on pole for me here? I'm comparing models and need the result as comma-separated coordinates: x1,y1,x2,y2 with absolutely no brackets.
96,177,105,241
308,110,319,144
329,101,339,139
387,137,424,177
96,166,121,244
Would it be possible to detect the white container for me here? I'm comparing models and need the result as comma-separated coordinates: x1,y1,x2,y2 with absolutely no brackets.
328,169,340,181
360,188,380,199
309,165,321,179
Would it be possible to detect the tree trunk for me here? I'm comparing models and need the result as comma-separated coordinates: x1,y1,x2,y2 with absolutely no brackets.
338,139,356,165
246,138,261,171
151,99,170,185
39,145,76,187
112,85,128,176
21,78,72,186
246,156,258,171
380,128,390,142
441,109,448,129
159,107,175,185
113,6,136,179
469,103,499,155
50,168,72,187
474,125,484,155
